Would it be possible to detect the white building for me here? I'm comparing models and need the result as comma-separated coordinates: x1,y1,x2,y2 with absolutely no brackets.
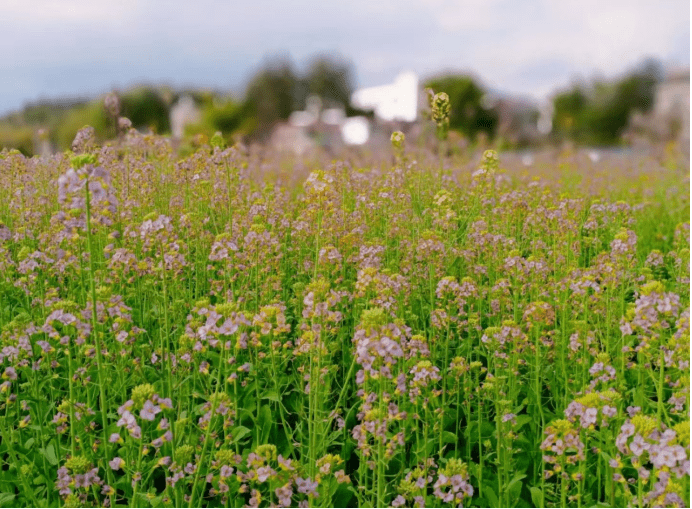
654,70,690,119
351,71,419,123
170,95,201,140
627,69,690,151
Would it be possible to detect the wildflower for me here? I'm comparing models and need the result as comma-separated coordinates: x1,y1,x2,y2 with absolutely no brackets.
391,131,405,150
140,400,161,421
296,477,319,498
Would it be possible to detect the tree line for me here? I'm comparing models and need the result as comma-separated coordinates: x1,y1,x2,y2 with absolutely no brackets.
0,56,664,155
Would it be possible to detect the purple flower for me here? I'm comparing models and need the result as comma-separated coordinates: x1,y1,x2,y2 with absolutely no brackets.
116,410,136,428
630,434,648,457
157,397,173,410
256,466,275,483
626,406,641,417
296,477,318,498
659,429,676,446
502,413,517,424
278,455,295,471
620,422,635,437
602,405,617,418
275,483,293,507
140,400,161,421
129,425,142,439
109,457,124,471
580,407,598,428
589,362,604,375
652,446,679,468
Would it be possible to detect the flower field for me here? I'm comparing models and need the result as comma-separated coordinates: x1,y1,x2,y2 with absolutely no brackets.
0,126,689,508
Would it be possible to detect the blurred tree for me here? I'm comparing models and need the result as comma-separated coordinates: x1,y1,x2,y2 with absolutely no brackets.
552,87,587,140
120,87,171,134
303,55,354,108
244,57,300,138
425,75,498,140
0,124,34,156
184,95,249,141
54,102,109,150
552,59,662,145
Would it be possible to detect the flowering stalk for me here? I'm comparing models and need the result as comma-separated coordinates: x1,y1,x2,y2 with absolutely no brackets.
83,166,114,493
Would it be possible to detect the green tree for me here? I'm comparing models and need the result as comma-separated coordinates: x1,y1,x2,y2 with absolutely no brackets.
120,87,171,134
184,95,249,141
552,60,662,145
552,87,587,140
303,55,354,108
425,75,498,139
244,57,300,138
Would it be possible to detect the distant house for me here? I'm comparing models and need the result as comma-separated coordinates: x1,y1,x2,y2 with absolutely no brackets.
654,69,690,119
33,128,53,157
351,71,419,123
170,95,201,140
626,69,690,150
653,69,690,146
490,96,542,145
270,123,316,155
271,95,372,154
270,72,423,153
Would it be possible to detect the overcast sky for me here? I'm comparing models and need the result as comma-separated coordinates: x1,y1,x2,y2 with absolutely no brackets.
2,0,689,114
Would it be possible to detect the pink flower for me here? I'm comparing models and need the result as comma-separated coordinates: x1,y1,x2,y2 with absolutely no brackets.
109,457,124,471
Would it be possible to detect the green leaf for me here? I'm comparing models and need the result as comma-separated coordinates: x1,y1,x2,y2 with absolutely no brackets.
529,486,544,508
442,431,457,444
514,415,533,430
507,473,525,505
232,426,252,444
40,444,58,466
0,493,15,507
485,486,499,507
507,472,526,490
258,405,272,443
262,390,280,402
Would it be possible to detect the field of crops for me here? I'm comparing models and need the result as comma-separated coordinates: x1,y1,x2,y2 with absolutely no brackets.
0,124,689,508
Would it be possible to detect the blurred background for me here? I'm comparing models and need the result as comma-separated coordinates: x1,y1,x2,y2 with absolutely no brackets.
1,0,689,156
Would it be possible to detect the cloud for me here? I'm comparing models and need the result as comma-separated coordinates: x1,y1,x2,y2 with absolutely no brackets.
2,0,140,24
0,0,688,113
410,0,689,98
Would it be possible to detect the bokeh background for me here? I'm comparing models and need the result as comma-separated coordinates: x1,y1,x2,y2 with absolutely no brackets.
1,0,689,155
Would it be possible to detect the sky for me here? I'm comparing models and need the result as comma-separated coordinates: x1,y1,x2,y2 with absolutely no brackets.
2,0,690,115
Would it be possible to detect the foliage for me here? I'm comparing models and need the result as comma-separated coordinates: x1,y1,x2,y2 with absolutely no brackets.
302,55,354,109
183,95,250,142
552,61,662,145
243,55,356,139
119,87,171,135
244,57,302,138
0,120,688,508
0,124,33,157
425,75,498,140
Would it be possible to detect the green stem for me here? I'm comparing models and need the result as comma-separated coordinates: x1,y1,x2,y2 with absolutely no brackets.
84,176,114,493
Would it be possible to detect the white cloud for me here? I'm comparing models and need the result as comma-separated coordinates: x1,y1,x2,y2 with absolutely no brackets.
2,0,140,24
412,0,689,98
0,0,688,113
417,0,507,30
